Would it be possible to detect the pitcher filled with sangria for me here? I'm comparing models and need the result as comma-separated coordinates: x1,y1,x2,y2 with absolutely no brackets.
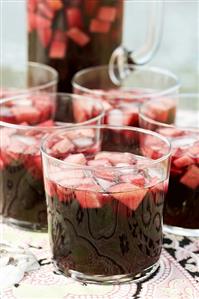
41,125,171,283
28,1,164,91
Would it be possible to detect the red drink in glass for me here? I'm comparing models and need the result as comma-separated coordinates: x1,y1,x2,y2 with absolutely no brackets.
139,94,199,236
41,125,171,283
0,93,104,231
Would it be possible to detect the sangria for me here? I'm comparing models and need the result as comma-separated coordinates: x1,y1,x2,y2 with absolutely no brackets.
73,65,180,127
139,94,199,236
0,93,104,230
28,0,123,92
41,125,171,283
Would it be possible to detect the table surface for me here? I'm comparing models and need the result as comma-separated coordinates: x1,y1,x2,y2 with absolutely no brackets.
1,223,199,299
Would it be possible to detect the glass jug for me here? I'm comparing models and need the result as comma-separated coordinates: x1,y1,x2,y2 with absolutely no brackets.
27,0,163,92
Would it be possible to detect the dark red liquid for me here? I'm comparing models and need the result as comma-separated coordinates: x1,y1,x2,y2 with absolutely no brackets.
43,135,167,277
0,94,101,229
140,102,199,230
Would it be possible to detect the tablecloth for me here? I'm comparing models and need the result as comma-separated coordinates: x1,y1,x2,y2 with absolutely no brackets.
1,223,199,299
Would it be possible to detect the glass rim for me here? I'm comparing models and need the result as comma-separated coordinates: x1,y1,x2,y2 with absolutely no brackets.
139,93,199,131
72,64,180,99
1,61,58,93
41,124,172,170
0,92,105,130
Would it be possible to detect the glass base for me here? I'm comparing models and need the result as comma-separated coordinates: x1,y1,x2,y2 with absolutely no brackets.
163,224,199,237
4,217,47,232
54,261,160,285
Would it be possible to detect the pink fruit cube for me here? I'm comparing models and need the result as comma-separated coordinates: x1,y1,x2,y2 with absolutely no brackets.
66,8,83,28
64,153,86,165
75,184,103,208
173,155,194,168
180,165,199,189
90,19,111,33
109,183,148,210
11,106,41,124
67,28,90,47
52,138,74,154
97,6,117,22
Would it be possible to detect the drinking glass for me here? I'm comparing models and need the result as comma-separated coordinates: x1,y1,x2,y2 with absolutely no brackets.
72,65,180,127
41,125,171,284
0,93,104,231
0,62,58,99
139,94,199,236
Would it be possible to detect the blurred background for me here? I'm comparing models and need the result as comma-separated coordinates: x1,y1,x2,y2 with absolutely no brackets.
1,0,198,92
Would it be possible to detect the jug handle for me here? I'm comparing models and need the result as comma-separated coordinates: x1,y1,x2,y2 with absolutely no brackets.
109,1,164,85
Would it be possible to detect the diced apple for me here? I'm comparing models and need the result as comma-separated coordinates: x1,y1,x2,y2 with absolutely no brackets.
11,106,41,125
97,6,117,22
52,138,74,154
109,183,147,210
64,153,86,165
75,184,103,208
173,155,194,168
180,165,199,189
90,19,111,33
66,8,83,28
67,28,90,47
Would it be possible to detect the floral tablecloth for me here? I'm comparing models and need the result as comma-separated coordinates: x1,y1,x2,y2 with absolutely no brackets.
1,223,199,299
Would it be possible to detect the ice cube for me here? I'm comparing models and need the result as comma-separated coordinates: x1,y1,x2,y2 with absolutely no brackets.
14,97,32,107
12,134,36,146
171,136,197,148
73,137,93,148
95,177,114,190
107,109,124,126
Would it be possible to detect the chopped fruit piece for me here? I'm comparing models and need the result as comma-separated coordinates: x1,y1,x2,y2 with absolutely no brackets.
75,184,103,208
46,0,63,11
109,183,147,210
67,28,90,47
38,27,52,48
37,120,55,127
173,155,194,168
94,168,116,181
157,127,184,138
64,153,86,165
188,143,199,157
66,8,83,28
56,184,73,202
180,165,199,189
52,138,74,154
35,15,51,28
11,106,41,125
87,158,112,167
90,19,111,33
120,174,145,187
45,179,56,197
97,6,117,22
38,2,54,19
95,151,136,165
49,30,67,59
